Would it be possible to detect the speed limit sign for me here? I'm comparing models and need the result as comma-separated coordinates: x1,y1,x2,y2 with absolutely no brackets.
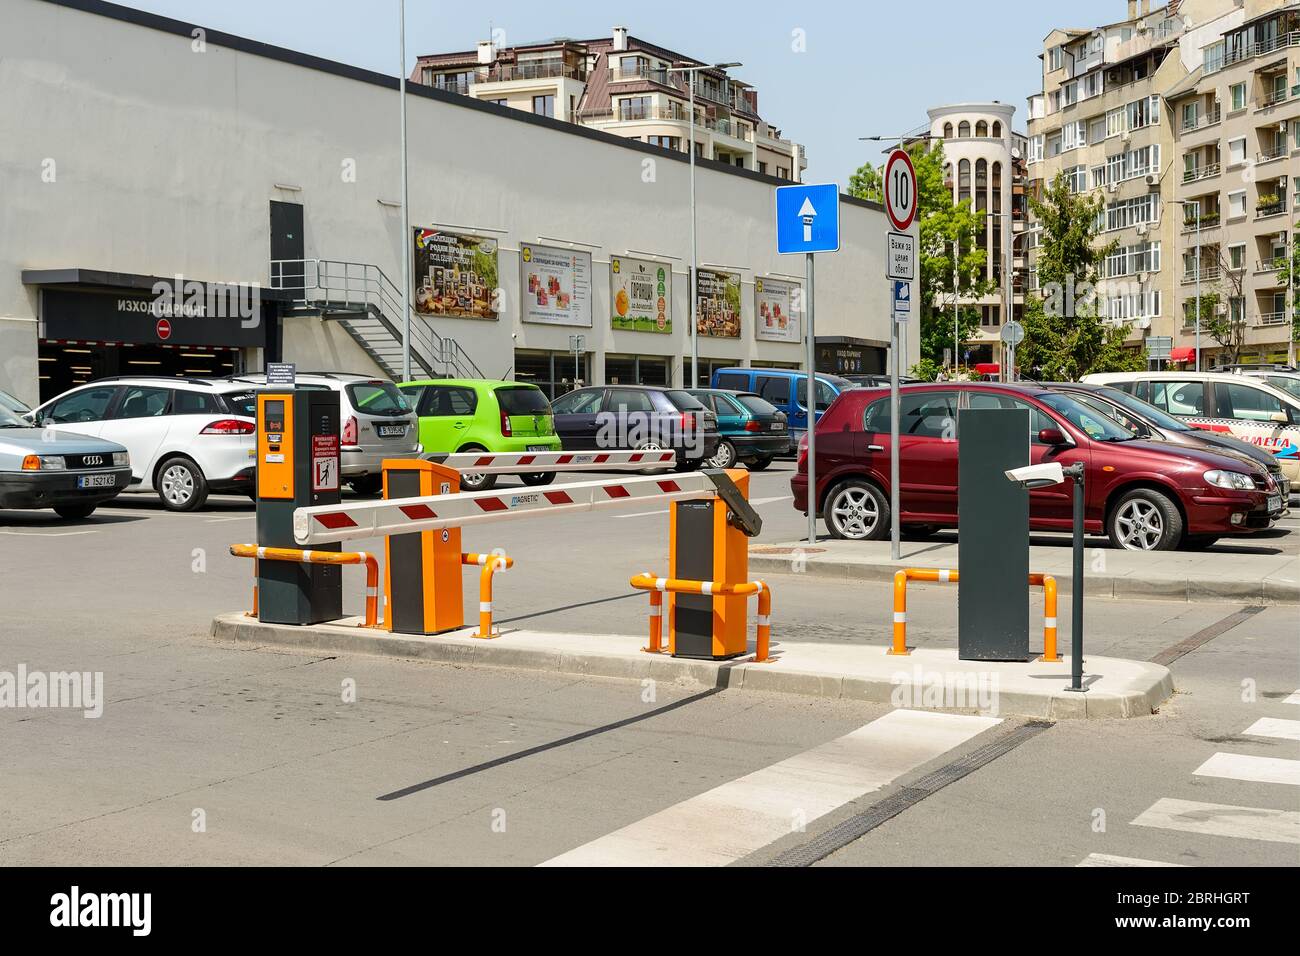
884,149,918,232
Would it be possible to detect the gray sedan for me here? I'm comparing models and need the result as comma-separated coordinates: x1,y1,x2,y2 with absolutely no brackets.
0,405,132,518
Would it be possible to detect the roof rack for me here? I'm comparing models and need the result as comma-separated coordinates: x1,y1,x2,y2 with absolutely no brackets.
90,375,219,387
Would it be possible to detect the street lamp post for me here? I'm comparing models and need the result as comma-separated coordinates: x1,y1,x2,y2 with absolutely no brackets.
667,61,742,389
397,0,412,381
1175,200,1203,372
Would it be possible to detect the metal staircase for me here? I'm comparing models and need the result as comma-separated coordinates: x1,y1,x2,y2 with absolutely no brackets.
269,258,485,380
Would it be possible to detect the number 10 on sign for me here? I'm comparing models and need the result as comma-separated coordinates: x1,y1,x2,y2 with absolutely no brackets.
884,149,917,233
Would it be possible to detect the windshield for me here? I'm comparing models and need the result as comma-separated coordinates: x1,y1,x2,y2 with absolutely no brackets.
0,406,28,428
1038,393,1136,442
735,394,780,416
495,386,551,415
1265,375,1300,402
346,381,411,416
1092,386,1191,433
218,390,257,418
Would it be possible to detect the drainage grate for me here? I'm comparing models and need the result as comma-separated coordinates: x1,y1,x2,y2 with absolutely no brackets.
1148,606,1265,667
766,719,1054,867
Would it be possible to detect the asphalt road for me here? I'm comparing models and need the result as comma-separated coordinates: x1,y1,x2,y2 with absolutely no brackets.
0,462,1296,866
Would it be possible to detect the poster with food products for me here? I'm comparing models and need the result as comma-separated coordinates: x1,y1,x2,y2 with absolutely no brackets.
610,256,671,334
413,228,499,320
695,268,742,338
519,243,592,327
754,276,801,343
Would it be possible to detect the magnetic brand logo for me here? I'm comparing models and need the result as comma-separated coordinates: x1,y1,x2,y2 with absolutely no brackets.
510,495,540,507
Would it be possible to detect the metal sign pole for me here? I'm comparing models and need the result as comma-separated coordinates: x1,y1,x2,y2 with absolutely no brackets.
890,311,900,561
805,251,817,544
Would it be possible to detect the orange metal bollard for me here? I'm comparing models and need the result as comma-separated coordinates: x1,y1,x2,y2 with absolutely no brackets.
890,568,1056,658
629,573,772,662
462,552,513,639
890,570,909,656
230,544,379,627
1036,574,1060,662
644,587,665,654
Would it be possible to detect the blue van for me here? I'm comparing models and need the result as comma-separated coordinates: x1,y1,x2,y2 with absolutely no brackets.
710,368,856,443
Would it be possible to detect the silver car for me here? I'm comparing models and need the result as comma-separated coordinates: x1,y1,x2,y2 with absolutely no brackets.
0,404,131,518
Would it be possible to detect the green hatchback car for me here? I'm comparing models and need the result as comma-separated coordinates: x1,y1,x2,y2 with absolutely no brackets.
397,379,561,490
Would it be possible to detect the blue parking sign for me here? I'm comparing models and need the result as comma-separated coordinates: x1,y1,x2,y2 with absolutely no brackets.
775,183,840,254
892,280,911,312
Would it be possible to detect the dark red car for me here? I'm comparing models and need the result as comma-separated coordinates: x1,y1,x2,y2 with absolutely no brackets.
790,382,1282,551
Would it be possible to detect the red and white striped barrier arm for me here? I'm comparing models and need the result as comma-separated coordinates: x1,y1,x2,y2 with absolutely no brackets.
425,449,676,474
294,471,717,545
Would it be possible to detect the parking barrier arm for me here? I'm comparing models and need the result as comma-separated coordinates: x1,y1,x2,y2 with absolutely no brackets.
463,552,513,638
629,573,772,663
426,450,676,474
230,544,379,627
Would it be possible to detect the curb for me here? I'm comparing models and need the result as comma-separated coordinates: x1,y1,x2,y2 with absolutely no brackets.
747,554,1300,605
211,613,1174,720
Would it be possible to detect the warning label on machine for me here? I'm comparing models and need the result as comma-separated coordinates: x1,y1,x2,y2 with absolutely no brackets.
312,434,339,492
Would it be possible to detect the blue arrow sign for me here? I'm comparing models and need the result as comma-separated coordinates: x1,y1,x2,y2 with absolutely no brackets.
892,280,911,312
775,182,840,255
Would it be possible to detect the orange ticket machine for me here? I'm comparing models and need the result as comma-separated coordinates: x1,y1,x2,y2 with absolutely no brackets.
669,469,762,660
255,389,342,624
383,459,464,635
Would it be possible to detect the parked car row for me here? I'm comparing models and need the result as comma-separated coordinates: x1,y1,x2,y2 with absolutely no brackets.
792,380,1287,551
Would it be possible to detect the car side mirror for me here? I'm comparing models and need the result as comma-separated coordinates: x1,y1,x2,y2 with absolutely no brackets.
1269,411,1289,425
1038,427,1070,446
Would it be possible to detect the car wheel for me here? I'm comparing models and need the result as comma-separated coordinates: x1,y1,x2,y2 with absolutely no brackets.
157,456,209,511
53,503,97,520
456,447,497,491
825,479,889,541
349,474,383,497
708,439,737,469
747,456,774,471
520,472,554,487
1108,488,1183,551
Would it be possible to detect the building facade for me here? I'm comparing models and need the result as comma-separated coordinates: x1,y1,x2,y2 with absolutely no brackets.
926,103,1030,368
1025,0,1246,364
1,0,910,407
1166,1,1298,367
411,27,806,179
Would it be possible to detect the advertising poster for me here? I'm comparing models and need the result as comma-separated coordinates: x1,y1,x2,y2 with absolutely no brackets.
695,268,742,338
610,256,671,333
413,228,499,320
754,276,801,343
519,243,593,327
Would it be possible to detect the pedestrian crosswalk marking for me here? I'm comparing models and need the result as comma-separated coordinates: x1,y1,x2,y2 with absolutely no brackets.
539,709,1001,867
1242,717,1300,742
1284,690,1300,706
1077,853,1184,867
1132,798,1300,845
1192,752,1300,787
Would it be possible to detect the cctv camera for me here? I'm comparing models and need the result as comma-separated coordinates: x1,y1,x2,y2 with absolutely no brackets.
1004,461,1064,489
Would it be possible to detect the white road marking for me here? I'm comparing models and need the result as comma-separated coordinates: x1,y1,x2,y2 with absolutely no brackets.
611,509,668,519
0,529,98,537
1243,718,1300,742
1132,798,1300,844
205,515,255,523
539,709,1001,867
1284,690,1300,706
1192,752,1300,787
1077,853,1185,867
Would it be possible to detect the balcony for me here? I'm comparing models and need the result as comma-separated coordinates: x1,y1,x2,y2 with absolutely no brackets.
1182,163,1221,183
1182,265,1223,284
1182,213,1221,233
1257,311,1289,326
1209,30,1300,73
1256,200,1287,219
1256,257,1288,275
587,104,694,124
1259,87,1290,109
484,61,580,83
1258,145,1289,164
1182,107,1222,131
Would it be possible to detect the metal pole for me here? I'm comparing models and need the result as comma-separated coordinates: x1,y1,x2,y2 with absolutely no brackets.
688,75,698,389
398,0,412,382
889,306,900,561
1194,209,1201,372
805,252,816,544
953,236,959,374
1069,467,1085,692
1288,204,1296,368
1004,214,1014,381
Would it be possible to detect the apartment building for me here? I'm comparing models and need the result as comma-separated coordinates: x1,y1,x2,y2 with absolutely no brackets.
1167,1,1298,367
1026,0,1241,361
926,103,1030,367
411,27,806,178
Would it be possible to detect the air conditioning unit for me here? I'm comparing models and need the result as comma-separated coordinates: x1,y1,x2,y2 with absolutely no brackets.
1215,302,1228,315
1122,130,1132,142
1279,121,1289,132
1109,182,1120,193
1137,318,1152,330
1145,174,1158,186
1137,19,1150,32
1137,272,1150,284
1136,223,1149,235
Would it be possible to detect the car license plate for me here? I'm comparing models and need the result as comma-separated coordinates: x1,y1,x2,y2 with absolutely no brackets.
377,424,406,438
1268,494,1281,512
77,474,116,489
771,422,785,431
527,445,551,452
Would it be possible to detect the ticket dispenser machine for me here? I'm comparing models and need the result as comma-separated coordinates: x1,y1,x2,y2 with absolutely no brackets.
669,469,763,660
255,389,342,624
382,459,464,635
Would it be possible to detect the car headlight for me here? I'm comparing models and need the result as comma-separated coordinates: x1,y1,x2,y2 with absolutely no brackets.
1204,469,1254,490
112,451,129,467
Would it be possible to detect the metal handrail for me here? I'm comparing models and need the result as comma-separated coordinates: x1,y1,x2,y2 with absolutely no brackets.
230,544,380,627
463,552,513,638
629,572,772,663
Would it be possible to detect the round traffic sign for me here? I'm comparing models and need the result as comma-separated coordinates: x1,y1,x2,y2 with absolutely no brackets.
1000,320,1025,345
156,318,172,340
883,149,918,232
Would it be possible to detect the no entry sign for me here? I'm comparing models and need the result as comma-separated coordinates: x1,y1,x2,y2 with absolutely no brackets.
155,318,172,340
884,149,918,232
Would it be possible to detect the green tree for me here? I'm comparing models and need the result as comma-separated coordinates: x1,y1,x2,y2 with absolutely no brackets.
1278,241,1300,345
1017,173,1144,380
848,141,990,377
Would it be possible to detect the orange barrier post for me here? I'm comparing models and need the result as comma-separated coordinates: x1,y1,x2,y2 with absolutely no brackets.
462,552,513,639
890,568,1056,659
230,545,379,627
629,574,773,663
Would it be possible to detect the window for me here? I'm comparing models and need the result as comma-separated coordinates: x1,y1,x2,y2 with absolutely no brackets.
864,392,956,438
605,389,655,414
1228,244,1246,270
776,166,789,179
1106,108,1125,138
619,96,651,120
485,98,507,107
1088,117,1106,143
757,161,767,174
646,135,681,151
958,121,971,137
1230,82,1246,111
43,386,116,424
1028,135,1044,163
1105,241,1162,277
1227,137,1246,165
1126,95,1159,130
1182,102,1198,129
1065,165,1088,193
1227,190,1246,218
173,390,220,414
963,393,1056,439
1216,382,1287,422
716,372,749,391
943,122,954,138
422,386,477,416
1047,134,1062,157
115,386,169,419
958,160,971,202
1091,165,1108,189
1105,194,1160,231
992,121,1002,139
550,389,602,414
755,375,791,405
532,94,555,117
495,386,551,415
1062,83,1078,107
347,382,410,415
1049,46,1064,72
1063,120,1086,151
976,120,989,137
1148,381,1206,416
1082,71,1103,99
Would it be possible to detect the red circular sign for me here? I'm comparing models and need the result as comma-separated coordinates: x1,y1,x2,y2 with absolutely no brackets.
156,318,172,340
884,149,918,232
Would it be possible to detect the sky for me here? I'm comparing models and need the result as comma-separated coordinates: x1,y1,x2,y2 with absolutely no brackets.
122,0,1103,186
